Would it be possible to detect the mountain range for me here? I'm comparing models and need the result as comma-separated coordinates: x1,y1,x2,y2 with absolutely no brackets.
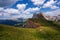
0,18,27,26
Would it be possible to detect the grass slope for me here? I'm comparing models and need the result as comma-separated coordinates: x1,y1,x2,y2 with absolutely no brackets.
0,24,60,40
29,18,60,30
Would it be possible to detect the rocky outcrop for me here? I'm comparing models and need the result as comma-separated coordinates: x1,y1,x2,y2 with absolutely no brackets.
24,12,47,28
33,12,49,20
24,20,40,28
24,12,49,28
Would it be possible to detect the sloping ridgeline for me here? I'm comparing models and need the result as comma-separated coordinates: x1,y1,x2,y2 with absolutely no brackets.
25,12,60,29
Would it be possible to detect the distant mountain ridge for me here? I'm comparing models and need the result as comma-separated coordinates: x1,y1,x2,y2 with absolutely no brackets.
0,18,27,26
0,20,19,26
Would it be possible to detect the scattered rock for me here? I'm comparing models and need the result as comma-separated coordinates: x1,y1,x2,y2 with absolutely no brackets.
24,20,40,28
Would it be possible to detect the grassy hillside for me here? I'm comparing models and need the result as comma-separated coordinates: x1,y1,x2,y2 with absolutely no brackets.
0,24,60,40
28,18,60,30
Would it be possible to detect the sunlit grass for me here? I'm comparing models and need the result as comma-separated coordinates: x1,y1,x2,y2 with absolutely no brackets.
0,25,60,40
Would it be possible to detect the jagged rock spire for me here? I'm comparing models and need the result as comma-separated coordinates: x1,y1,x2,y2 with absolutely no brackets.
32,12,49,20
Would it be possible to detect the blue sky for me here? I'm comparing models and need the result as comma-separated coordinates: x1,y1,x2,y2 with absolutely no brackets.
0,0,60,19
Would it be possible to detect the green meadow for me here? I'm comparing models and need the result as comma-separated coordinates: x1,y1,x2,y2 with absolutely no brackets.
0,18,60,40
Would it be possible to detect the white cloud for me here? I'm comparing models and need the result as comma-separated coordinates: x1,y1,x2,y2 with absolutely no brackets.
0,4,40,19
43,0,59,9
18,14,33,19
43,0,56,7
31,0,45,5
0,8,20,19
17,4,27,10
4,8,19,13
24,7,40,14
31,0,59,9
50,6,59,9
45,9,60,16
0,7,4,11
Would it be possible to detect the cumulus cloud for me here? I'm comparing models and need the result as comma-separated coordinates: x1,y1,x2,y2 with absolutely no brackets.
24,7,40,14
45,9,60,16
31,0,45,5
17,4,27,10
50,6,59,9
43,0,59,9
16,4,28,13
0,4,40,19
0,0,18,7
0,8,20,19
4,8,19,13
31,0,59,9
